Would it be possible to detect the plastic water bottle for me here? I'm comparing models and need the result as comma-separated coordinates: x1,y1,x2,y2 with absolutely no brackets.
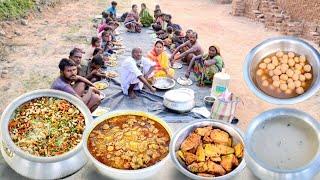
210,70,230,98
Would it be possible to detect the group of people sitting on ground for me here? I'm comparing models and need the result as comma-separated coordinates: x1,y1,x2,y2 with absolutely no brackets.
120,3,181,34
117,3,225,96
49,3,121,111
50,1,226,106
119,40,177,98
123,4,225,85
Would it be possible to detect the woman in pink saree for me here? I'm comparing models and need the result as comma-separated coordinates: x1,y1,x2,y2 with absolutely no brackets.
124,4,142,33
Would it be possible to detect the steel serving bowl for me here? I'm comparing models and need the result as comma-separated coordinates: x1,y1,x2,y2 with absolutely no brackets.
82,110,172,180
0,89,93,179
243,36,320,104
204,96,216,106
153,77,176,90
245,108,320,180
170,120,246,180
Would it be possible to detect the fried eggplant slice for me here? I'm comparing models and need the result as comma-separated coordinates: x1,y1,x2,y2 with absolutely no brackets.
188,162,208,173
210,129,230,145
221,154,239,172
207,160,226,176
234,143,244,158
180,133,201,151
204,144,234,157
215,144,235,155
177,150,185,161
204,144,219,157
210,156,222,162
184,151,197,165
195,126,212,136
196,144,206,162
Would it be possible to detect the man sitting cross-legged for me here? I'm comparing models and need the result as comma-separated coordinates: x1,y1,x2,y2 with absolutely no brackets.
119,48,156,99
51,58,101,112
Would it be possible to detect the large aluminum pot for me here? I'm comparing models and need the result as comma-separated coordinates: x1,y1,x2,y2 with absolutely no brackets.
170,120,246,180
245,108,320,180
82,110,172,180
0,89,93,179
243,36,320,104
163,88,195,113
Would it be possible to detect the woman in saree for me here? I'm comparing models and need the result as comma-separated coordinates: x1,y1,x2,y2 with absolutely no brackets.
148,40,175,78
124,4,142,33
139,3,153,27
185,45,224,85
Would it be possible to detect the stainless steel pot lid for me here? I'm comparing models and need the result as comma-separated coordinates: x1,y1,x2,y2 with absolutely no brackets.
164,88,194,102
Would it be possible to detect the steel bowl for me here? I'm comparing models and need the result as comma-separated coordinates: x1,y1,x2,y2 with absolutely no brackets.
243,36,320,104
153,77,176,90
245,108,320,180
170,120,246,180
204,96,216,106
0,89,93,179
82,110,172,180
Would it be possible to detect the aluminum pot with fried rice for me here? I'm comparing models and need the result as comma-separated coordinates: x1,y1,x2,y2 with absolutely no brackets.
0,89,93,179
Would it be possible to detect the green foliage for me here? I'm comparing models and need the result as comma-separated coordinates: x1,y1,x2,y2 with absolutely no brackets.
0,0,35,20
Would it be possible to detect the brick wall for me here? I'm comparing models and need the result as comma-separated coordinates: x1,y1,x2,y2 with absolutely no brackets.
232,0,320,46
276,0,320,24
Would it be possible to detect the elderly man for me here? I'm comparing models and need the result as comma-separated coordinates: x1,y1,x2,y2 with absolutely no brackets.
169,32,203,65
120,48,156,98
51,58,101,112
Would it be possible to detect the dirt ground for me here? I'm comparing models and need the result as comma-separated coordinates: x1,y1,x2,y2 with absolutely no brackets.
0,0,319,131
0,0,157,113
159,0,320,130
0,0,102,111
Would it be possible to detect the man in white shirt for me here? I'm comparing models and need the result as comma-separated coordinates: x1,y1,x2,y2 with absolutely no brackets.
120,47,156,98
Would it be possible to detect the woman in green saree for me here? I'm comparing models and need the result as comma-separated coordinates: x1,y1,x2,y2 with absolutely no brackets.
139,3,154,27
185,45,224,86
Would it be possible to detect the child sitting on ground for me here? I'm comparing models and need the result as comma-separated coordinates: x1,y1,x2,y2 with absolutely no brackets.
86,55,108,83
97,17,119,37
101,31,123,57
101,30,115,56
98,26,112,40
152,12,165,32
85,37,101,61
104,41,116,56
92,37,101,48
93,47,109,67
93,47,103,57
97,12,111,32
163,27,174,47
107,21,120,32
153,5,161,19
157,26,173,39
